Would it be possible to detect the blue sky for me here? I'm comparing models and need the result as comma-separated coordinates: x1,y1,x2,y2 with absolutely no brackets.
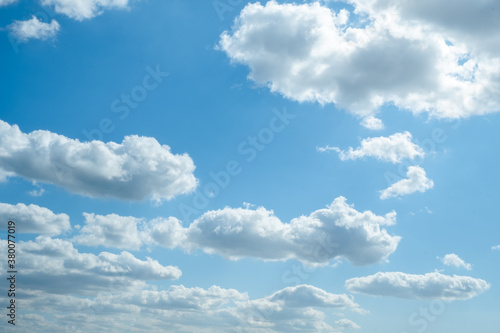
1,0,499,332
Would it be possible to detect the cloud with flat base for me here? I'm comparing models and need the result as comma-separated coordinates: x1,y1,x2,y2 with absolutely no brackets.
0,119,197,203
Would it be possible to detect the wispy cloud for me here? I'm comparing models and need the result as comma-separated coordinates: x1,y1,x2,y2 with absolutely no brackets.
41,0,131,21
0,202,70,236
0,0,17,6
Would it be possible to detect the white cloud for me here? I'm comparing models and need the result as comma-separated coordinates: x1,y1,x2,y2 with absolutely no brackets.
137,284,247,311
266,284,360,310
0,202,70,236
345,271,490,301
2,236,182,295
75,197,400,266
186,196,399,265
28,187,46,197
219,1,500,121
27,182,46,197
336,318,361,329
0,283,362,332
318,132,424,163
441,253,472,270
232,284,363,331
380,166,434,199
492,245,500,250
145,217,188,249
360,116,384,130
73,213,145,250
8,16,60,42
0,119,197,203
0,0,17,6
350,0,500,56
41,0,130,21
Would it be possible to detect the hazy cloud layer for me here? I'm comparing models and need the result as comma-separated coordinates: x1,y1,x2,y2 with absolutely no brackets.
74,213,145,250
219,1,500,122
0,202,70,236
186,197,399,265
0,120,197,203
345,271,490,300
380,166,434,199
350,0,500,55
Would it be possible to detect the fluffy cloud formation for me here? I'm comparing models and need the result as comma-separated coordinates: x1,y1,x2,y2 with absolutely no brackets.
492,245,500,250
41,0,130,21
345,271,490,301
2,236,181,295
318,132,424,163
441,253,472,270
219,1,500,121
0,283,362,332
75,197,400,266
74,214,188,250
360,116,384,130
0,202,70,236
0,120,197,202
7,16,60,42
0,169,13,182
380,166,434,199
